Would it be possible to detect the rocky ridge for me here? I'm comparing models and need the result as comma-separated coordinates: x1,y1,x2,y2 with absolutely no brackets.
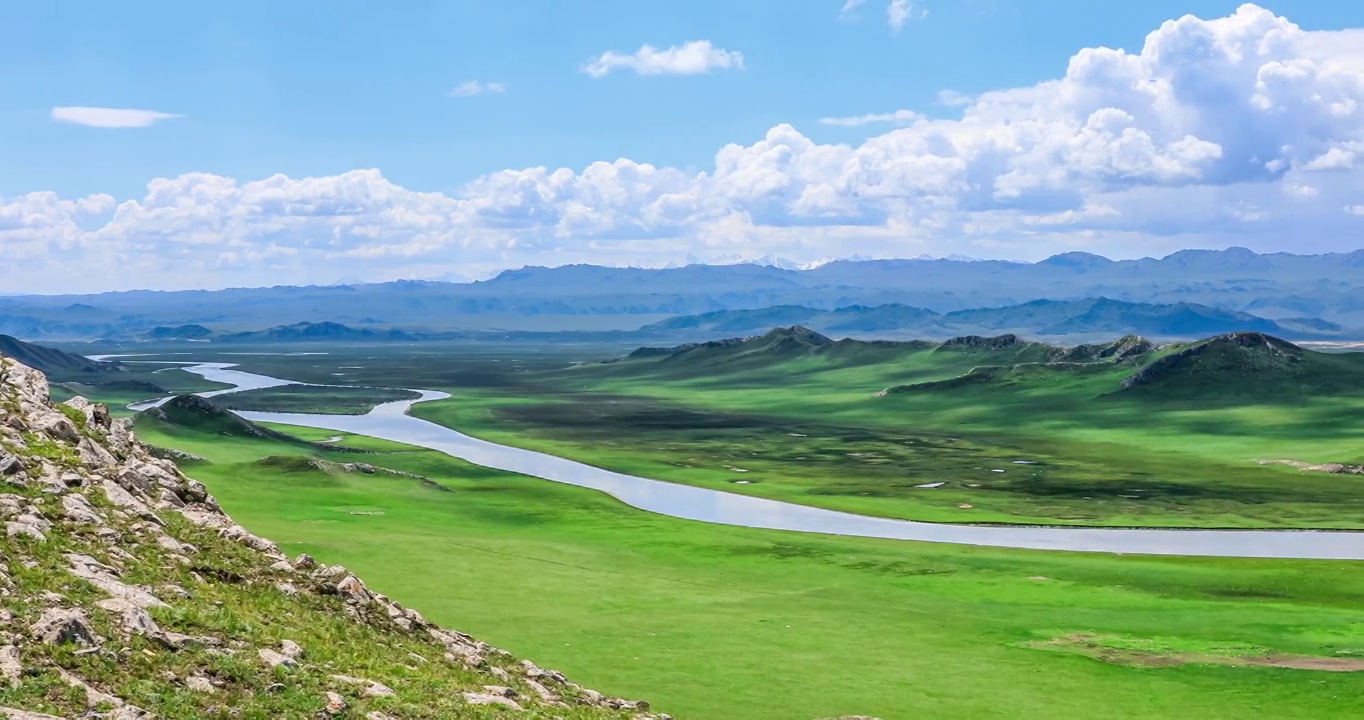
0,354,665,719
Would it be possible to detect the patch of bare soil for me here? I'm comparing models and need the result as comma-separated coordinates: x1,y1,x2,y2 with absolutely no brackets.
1248,656,1364,672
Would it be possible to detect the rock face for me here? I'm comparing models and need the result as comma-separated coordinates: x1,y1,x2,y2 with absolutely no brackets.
0,353,667,719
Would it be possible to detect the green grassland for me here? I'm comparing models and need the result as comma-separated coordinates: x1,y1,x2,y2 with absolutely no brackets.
216,384,422,415
408,331,1364,529
112,332,1364,529
131,412,1364,720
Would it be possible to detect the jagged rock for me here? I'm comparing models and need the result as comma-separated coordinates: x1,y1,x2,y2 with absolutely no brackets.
186,676,216,694
101,479,164,527
155,534,194,554
330,575,373,604
62,397,103,427
281,639,304,659
31,608,98,646
32,414,80,443
6,518,46,543
0,454,22,476
330,674,396,698
61,494,103,525
77,438,118,470
95,598,163,638
462,692,524,710
67,554,167,609
0,645,20,686
525,678,561,703
293,553,317,571
259,648,296,669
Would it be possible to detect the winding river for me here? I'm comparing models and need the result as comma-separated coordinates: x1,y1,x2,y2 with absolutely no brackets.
129,361,1364,560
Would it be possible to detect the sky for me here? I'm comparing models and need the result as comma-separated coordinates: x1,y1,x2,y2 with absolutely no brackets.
3,1,1364,292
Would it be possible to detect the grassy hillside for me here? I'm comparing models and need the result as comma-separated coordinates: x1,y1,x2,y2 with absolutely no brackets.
0,334,118,378
134,418,1364,720
0,355,660,719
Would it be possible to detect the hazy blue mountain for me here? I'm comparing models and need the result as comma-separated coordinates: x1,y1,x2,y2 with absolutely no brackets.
142,324,214,340
636,298,1305,341
217,321,427,343
0,334,121,377
6,248,1364,340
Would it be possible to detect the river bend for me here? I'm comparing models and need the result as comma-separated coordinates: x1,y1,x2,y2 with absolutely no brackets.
127,361,1364,560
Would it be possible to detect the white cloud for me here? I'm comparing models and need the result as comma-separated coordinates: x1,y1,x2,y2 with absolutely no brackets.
935,90,973,106
582,40,745,78
819,109,920,127
841,0,924,30
839,0,866,19
1303,146,1355,170
51,107,182,128
888,0,925,32
449,81,507,97
6,4,1364,292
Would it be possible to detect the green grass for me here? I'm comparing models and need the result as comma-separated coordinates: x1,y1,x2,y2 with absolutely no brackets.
134,421,1364,720
216,384,421,415
385,340,1364,529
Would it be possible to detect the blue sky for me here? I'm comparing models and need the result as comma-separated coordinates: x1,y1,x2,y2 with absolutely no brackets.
3,1,1364,291
7,0,1360,198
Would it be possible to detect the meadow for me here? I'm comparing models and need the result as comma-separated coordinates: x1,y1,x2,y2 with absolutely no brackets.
132,415,1364,720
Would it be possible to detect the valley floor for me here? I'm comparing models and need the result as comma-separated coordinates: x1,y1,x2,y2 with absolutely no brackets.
63,343,1364,718
130,418,1364,720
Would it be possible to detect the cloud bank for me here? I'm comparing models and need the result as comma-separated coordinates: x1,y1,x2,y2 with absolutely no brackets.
5,4,1364,292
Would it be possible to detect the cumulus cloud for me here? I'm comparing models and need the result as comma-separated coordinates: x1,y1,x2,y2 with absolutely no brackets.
449,81,507,97
51,107,183,128
6,4,1364,292
819,109,920,127
582,40,745,78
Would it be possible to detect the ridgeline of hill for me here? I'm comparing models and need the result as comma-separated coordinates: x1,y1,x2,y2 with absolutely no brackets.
9,247,1364,341
641,298,1308,340
0,334,120,378
135,394,379,451
0,354,666,718
617,326,1364,404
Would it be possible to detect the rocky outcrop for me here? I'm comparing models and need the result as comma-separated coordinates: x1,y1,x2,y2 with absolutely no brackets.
0,353,666,719
1120,332,1304,389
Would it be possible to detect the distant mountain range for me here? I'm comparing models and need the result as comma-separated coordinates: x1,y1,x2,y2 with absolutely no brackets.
29,297,1348,349
6,247,1364,341
638,298,1333,341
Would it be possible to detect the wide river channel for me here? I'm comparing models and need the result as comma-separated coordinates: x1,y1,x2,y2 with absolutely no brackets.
127,361,1364,560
